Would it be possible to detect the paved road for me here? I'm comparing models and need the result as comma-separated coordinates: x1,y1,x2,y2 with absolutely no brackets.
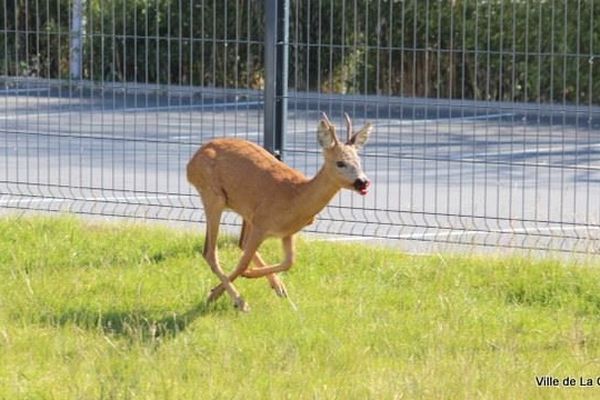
1,81,600,253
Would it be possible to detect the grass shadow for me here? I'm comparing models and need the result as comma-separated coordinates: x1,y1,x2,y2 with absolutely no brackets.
39,299,228,343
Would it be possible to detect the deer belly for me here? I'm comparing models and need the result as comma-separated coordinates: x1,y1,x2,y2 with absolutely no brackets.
266,216,315,238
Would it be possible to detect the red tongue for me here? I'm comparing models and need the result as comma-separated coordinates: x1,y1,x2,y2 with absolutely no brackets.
359,181,370,195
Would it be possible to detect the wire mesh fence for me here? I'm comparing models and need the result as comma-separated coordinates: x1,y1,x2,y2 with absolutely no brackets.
1,0,599,253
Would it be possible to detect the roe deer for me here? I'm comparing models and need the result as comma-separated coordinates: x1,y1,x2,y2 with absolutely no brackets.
186,113,373,311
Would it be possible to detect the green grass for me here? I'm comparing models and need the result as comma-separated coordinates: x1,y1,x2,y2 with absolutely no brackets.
2,216,600,399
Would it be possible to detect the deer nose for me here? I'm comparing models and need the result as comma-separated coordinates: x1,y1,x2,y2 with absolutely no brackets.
353,177,370,194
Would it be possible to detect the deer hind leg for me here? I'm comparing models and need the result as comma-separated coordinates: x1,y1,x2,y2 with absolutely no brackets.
238,220,287,298
242,235,295,279
199,191,245,309
207,226,265,311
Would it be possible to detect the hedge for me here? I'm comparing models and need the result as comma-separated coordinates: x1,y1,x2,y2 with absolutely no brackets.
1,0,599,104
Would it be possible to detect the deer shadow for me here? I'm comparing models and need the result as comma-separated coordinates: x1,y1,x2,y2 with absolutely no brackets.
36,236,244,343
39,299,229,344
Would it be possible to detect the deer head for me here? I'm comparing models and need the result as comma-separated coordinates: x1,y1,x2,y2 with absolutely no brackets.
317,112,373,195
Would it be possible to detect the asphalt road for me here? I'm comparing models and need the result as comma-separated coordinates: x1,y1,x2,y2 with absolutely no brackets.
2,81,600,254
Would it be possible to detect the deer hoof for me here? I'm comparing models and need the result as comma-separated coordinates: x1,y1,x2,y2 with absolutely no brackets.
272,282,288,298
268,275,287,297
234,297,250,312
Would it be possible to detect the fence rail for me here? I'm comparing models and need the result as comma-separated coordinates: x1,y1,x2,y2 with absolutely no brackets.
1,0,600,254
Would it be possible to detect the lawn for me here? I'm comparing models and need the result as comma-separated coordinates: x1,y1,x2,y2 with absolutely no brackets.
1,216,600,399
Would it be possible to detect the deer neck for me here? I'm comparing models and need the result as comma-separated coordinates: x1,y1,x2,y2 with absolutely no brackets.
295,165,341,219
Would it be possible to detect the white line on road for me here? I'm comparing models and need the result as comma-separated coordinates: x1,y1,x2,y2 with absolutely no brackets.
0,88,51,94
0,100,265,120
458,142,600,162
373,113,515,127
120,100,264,113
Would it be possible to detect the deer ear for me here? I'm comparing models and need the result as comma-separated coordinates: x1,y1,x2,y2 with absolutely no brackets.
350,122,373,149
317,119,339,149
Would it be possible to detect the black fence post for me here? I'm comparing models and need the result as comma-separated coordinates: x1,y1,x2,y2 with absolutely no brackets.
264,0,289,160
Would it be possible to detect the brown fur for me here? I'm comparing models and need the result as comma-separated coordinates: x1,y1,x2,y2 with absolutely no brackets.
187,115,372,311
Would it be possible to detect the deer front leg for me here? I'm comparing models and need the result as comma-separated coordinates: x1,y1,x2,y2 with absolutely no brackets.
242,236,295,279
247,251,288,297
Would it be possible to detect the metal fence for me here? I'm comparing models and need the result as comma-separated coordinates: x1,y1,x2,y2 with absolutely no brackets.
1,0,600,254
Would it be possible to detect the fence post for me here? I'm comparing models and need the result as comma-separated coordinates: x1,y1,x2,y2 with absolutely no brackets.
70,0,85,80
264,0,289,160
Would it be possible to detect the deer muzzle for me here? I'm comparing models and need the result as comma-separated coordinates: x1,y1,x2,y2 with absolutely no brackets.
354,178,370,196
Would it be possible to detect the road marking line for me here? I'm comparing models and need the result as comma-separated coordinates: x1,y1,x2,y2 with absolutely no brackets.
0,100,264,120
457,142,600,162
373,113,515,127
121,100,264,113
0,88,51,94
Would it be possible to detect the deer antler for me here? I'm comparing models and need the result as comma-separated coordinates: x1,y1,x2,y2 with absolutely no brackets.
344,112,353,143
321,112,332,125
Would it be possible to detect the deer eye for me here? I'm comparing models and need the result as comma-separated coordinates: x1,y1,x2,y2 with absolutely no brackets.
336,161,347,168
